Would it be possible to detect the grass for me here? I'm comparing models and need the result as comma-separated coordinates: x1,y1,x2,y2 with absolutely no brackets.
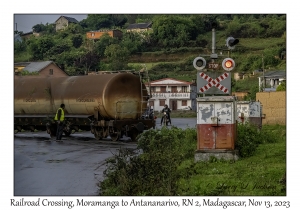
176,125,286,196
154,110,197,118
99,124,286,196
128,62,177,71
236,38,285,51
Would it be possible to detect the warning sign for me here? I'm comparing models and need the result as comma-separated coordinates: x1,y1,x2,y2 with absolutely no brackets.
197,72,231,95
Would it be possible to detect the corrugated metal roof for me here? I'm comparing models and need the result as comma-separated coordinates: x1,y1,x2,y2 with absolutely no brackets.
14,62,31,67
127,22,152,30
23,61,53,73
62,16,78,23
55,16,78,23
259,70,286,78
263,88,277,92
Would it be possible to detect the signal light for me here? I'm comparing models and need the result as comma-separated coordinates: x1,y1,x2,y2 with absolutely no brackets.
222,58,235,71
193,57,206,70
226,37,239,50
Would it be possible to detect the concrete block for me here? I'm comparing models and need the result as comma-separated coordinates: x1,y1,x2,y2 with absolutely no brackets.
195,149,239,162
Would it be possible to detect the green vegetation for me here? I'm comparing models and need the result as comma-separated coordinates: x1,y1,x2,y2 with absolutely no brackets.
14,14,286,86
99,124,286,196
155,110,197,118
232,76,259,100
276,80,286,91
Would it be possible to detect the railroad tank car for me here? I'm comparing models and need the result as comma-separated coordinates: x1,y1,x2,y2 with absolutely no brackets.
14,73,156,141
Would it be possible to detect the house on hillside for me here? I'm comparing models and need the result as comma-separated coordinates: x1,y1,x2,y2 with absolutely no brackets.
126,22,152,33
258,70,286,92
14,62,31,74
145,78,197,111
55,16,78,31
20,31,40,40
14,61,68,77
14,34,22,42
86,29,123,40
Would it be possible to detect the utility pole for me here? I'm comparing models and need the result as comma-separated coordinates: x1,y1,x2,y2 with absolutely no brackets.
262,54,265,91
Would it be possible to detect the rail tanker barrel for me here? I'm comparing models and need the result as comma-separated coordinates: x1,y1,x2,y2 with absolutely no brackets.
14,76,53,114
14,73,148,120
51,73,147,119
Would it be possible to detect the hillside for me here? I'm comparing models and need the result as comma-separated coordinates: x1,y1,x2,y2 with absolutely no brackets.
14,14,286,84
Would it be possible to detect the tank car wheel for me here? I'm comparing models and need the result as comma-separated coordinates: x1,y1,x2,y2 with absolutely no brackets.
64,131,71,137
110,133,119,141
130,129,140,141
94,131,103,140
47,128,56,138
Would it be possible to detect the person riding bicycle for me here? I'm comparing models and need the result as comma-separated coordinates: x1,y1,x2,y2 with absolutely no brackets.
160,104,171,125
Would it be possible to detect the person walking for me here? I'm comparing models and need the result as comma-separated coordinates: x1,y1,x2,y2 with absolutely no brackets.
54,103,65,140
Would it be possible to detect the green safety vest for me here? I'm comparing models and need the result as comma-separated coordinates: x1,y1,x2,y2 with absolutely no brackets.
54,108,65,121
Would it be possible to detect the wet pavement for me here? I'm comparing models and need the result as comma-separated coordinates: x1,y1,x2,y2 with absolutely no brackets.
14,118,196,196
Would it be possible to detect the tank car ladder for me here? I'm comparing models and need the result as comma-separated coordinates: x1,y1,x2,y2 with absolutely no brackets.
139,65,151,118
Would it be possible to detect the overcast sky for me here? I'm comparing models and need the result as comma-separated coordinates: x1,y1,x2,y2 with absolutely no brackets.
14,14,88,33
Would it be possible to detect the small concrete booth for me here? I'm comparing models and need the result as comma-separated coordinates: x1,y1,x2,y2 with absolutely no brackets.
236,101,263,128
195,96,239,161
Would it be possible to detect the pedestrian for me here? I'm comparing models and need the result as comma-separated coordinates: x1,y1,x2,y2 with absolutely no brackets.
54,103,65,140
160,104,171,125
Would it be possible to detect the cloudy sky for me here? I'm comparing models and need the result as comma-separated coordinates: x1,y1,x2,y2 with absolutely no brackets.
14,14,87,33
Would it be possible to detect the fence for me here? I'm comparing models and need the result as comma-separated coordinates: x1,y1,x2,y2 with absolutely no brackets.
256,91,286,125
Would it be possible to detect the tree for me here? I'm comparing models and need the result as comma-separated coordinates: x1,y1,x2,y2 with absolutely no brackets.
44,23,56,35
54,50,84,73
151,15,197,48
225,16,242,37
14,40,26,54
104,44,129,70
94,34,118,57
66,24,83,34
32,23,46,33
110,14,128,27
84,14,114,30
28,36,54,60
71,34,83,48
120,32,144,54
276,80,286,91
14,30,24,35
46,39,72,59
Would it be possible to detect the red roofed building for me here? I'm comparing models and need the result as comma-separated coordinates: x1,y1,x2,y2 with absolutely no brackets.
145,78,197,111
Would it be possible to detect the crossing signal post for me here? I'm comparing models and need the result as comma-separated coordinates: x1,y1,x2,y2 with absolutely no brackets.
195,25,239,163
194,32,239,94
193,57,206,70
226,37,239,50
193,36,239,72
222,58,235,71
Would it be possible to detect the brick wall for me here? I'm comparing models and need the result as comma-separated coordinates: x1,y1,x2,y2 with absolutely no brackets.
86,30,122,39
256,91,286,125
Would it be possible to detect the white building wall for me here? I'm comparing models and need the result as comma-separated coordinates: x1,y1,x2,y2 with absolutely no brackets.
147,78,197,111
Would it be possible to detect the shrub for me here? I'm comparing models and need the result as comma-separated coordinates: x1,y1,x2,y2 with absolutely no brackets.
236,123,261,158
99,127,197,196
236,123,285,158
276,81,286,91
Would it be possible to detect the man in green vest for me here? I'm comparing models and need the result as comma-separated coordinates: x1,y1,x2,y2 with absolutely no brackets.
54,103,65,140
